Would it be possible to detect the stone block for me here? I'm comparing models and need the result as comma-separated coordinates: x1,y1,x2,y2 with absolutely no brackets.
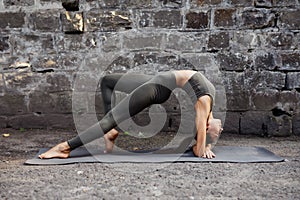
280,52,300,71
214,9,236,28
137,11,152,27
226,91,250,111
273,0,297,7
266,32,295,50
240,111,268,135
0,116,7,128
158,0,182,8
217,52,251,71
208,32,230,51
0,12,25,29
45,114,75,129
292,113,300,135
85,10,132,32
268,115,292,136
3,0,34,7
3,69,42,91
279,10,300,30
28,91,72,114
223,112,240,134
229,0,252,6
241,9,275,29
0,36,9,52
190,0,222,8
0,93,27,115
29,11,60,32
246,71,286,91
232,31,260,50
254,0,272,7
122,0,153,8
123,33,163,50
45,73,72,92
30,55,60,72
55,34,85,53
62,0,79,11
251,90,299,111
12,34,55,56
61,11,84,33
254,52,276,71
8,114,46,129
153,10,182,28
186,11,209,29
165,33,207,52
286,72,300,90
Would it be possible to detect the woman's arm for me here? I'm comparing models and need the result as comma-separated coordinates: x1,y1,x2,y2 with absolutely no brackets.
193,95,215,158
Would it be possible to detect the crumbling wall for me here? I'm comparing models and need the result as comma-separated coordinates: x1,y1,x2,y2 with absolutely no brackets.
0,0,299,136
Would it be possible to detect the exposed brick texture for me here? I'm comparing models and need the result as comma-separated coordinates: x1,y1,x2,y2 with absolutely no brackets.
0,0,299,136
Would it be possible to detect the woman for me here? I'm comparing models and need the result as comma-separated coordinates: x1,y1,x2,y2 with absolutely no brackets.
39,70,223,159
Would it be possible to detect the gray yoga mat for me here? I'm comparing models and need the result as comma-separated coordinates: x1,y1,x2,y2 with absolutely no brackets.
25,146,284,165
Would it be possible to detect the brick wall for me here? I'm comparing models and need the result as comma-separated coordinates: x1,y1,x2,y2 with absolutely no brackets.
0,0,299,136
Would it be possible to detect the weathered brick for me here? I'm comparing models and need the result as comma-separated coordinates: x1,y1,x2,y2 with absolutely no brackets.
3,0,34,7
190,0,222,7
85,10,132,32
153,10,182,28
100,0,120,8
208,32,230,51
223,112,240,134
232,31,260,50
246,71,286,91
62,0,79,11
254,0,272,7
293,113,300,135
158,0,182,8
123,33,163,50
217,52,251,71
252,90,299,111
280,52,300,71
229,0,253,6
214,9,236,28
186,11,209,29
137,11,152,27
266,32,295,50
268,115,292,136
287,72,300,90
0,116,7,128
254,52,276,70
29,11,60,32
29,91,72,114
226,91,250,111
0,12,25,29
0,36,9,52
0,93,27,115
45,114,75,129
30,55,60,72
166,33,207,52
55,34,85,52
273,0,298,7
241,9,275,29
240,111,268,135
12,34,55,56
61,11,83,33
8,114,46,129
45,73,72,92
279,10,300,30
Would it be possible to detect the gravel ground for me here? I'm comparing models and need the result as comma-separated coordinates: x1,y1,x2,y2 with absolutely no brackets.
0,128,299,200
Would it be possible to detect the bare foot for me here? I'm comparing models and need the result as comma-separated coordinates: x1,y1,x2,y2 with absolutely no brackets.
103,129,119,153
39,141,71,159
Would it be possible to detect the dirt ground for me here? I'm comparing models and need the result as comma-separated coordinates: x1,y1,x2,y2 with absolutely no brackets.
0,128,299,200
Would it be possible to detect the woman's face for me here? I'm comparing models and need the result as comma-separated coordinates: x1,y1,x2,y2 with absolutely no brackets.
207,119,223,142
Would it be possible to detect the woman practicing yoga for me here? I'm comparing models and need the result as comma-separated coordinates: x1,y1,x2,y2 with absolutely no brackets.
39,70,223,159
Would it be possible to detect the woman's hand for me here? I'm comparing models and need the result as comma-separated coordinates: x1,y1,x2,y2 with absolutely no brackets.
193,144,215,159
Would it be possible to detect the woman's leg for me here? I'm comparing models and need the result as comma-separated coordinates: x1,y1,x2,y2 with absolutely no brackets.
101,73,153,152
101,73,153,114
39,72,176,158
